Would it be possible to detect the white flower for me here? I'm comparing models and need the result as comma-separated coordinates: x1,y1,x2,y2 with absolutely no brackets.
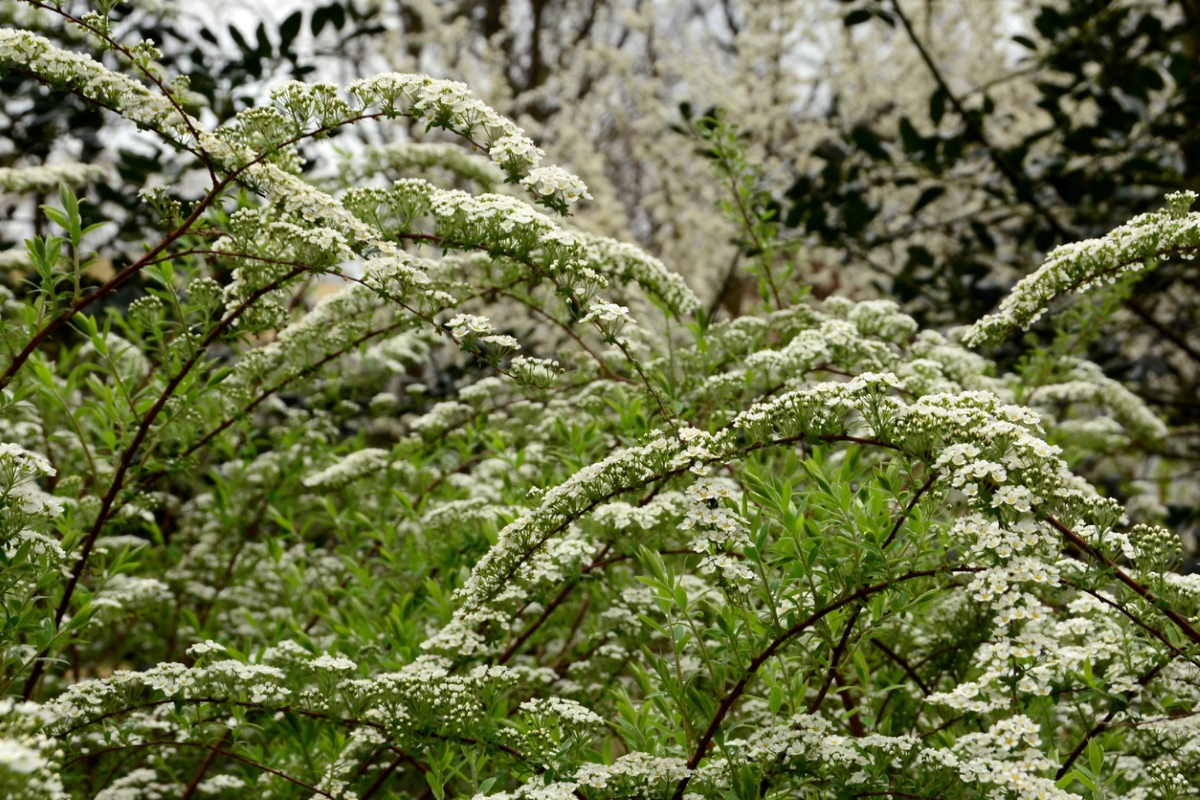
447,313,493,338
580,302,632,336
186,638,225,657
311,653,357,672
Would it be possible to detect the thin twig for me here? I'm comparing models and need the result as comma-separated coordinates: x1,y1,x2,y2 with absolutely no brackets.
1046,514,1200,646
872,639,931,695
23,267,307,699
668,565,980,800
179,729,232,800
806,606,864,714
881,471,938,549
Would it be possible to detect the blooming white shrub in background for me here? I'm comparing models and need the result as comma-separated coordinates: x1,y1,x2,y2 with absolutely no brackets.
0,3,1198,800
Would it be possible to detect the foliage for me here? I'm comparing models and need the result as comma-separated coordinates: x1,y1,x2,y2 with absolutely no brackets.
1,3,1200,800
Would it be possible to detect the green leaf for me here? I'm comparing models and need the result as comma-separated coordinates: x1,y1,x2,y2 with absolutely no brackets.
279,10,302,54
1056,773,1079,790
844,9,872,26
90,332,109,357
32,362,56,387
1088,739,1104,776
41,206,70,232
769,685,784,715
930,87,948,126
1076,771,1098,792
637,546,669,583
850,125,891,162
425,771,445,800
911,186,946,215
802,460,834,495
898,117,922,153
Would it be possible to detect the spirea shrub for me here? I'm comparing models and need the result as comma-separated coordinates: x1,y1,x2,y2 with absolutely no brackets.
1,4,1200,799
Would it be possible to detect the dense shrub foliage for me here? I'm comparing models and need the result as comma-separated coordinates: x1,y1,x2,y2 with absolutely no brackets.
1,3,1200,800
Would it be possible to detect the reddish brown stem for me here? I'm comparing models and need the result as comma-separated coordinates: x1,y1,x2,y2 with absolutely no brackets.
359,750,410,800
1056,658,1170,779
1046,515,1200,646
871,639,931,696
669,565,978,800
179,729,232,800
881,471,938,549
0,191,222,390
22,267,306,700
806,606,864,715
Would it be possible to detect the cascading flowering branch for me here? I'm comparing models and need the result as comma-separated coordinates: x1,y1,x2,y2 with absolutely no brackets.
0,4,1198,800
0,27,589,213
964,190,1200,346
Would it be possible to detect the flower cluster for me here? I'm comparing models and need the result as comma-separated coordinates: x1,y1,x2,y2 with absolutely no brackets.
580,302,632,338
0,443,58,518
0,29,184,133
302,448,392,489
521,165,593,213
508,356,563,388
346,142,506,191
681,477,755,588
0,700,64,800
347,74,590,210
0,163,105,194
